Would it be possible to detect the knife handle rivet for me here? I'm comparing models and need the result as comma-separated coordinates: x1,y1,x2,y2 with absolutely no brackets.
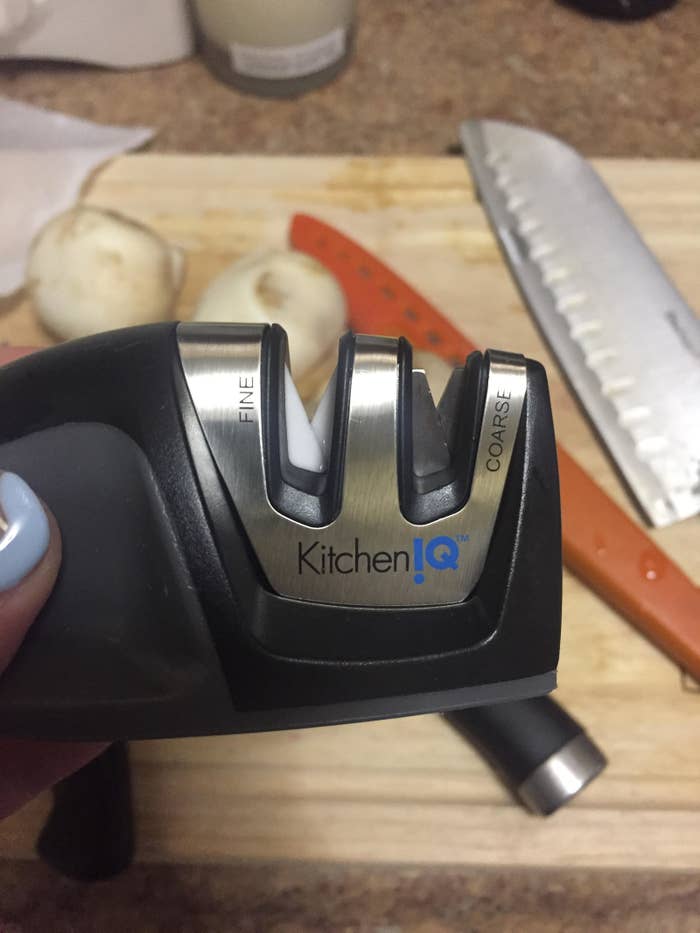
639,551,665,583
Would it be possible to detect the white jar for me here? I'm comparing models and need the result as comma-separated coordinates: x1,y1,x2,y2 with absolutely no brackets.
193,0,357,97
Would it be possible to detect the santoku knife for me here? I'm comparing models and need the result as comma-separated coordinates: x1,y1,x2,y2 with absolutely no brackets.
460,119,700,529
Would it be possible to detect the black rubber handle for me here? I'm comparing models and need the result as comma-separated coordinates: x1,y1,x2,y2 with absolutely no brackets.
445,696,606,814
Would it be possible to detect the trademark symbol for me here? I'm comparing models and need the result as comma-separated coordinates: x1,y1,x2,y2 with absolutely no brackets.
456,534,470,543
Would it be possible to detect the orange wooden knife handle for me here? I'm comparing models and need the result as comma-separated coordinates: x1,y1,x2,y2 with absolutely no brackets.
291,214,700,679
559,449,700,681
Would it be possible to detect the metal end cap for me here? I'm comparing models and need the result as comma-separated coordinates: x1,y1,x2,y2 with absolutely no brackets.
516,732,607,816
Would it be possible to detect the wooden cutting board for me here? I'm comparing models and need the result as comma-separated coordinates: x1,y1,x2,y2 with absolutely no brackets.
1,156,699,870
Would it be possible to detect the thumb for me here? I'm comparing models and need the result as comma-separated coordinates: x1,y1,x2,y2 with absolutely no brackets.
0,472,107,821
0,472,61,672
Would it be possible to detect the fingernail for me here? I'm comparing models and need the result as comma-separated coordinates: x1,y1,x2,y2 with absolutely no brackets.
0,473,50,592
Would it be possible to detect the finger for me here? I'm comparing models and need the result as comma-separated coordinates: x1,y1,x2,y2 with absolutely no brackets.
0,738,108,821
0,347,37,366
0,471,107,819
0,473,61,671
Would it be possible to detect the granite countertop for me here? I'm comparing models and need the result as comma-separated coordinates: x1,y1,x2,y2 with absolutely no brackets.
2,860,700,933
1,0,698,157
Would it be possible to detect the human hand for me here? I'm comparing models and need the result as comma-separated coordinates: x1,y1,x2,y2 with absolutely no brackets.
0,346,106,820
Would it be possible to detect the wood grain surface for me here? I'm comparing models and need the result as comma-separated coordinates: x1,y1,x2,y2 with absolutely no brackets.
0,156,698,869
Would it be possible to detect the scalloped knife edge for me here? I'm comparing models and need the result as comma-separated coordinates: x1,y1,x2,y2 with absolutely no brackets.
460,119,700,529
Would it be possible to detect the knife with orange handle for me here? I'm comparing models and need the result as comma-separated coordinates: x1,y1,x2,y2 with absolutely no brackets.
291,213,700,681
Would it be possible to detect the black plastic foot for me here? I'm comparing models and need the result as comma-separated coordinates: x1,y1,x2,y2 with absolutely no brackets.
36,743,134,882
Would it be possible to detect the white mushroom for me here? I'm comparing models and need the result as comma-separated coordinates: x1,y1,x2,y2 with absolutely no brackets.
27,207,184,340
192,249,347,380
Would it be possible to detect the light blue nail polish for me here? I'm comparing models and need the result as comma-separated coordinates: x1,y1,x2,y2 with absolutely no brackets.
0,473,50,592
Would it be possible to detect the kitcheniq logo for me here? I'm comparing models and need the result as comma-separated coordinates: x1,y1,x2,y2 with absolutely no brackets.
297,535,469,584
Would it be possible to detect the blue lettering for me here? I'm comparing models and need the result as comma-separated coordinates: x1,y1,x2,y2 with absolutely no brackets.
425,535,459,571
413,538,425,584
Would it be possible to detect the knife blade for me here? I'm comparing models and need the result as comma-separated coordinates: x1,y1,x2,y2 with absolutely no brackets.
291,213,700,681
460,119,700,528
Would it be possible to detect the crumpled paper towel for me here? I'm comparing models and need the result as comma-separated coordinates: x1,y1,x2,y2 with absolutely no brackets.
0,97,153,296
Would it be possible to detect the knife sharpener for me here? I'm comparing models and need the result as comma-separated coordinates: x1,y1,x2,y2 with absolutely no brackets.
0,322,561,741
